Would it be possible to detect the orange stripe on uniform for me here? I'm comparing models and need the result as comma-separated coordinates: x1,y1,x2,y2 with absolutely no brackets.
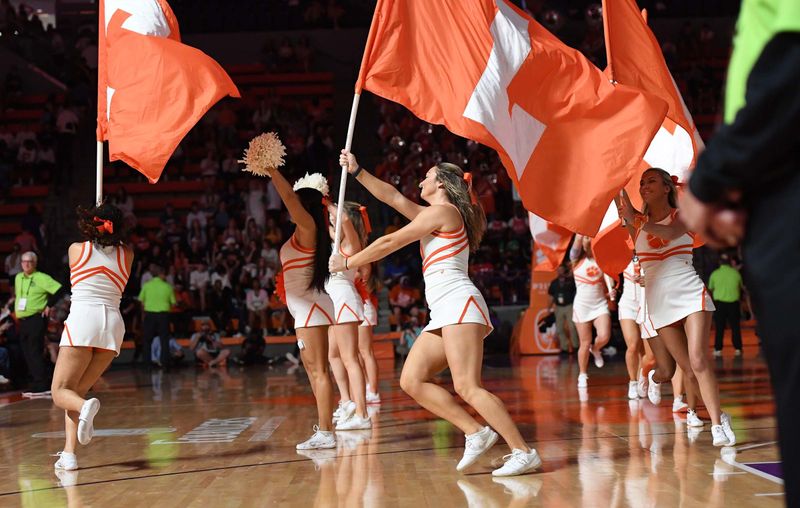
457,296,489,326
64,323,74,346
431,225,465,238
69,242,87,269
70,242,93,271
304,303,333,328
336,304,359,323
291,235,315,254
422,238,469,273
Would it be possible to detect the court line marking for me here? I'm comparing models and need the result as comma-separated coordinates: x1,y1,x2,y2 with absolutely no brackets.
754,493,784,497
249,416,286,442
735,441,778,452
726,461,783,486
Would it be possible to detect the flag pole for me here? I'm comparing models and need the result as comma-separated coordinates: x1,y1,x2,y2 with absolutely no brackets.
96,141,103,205
332,93,361,254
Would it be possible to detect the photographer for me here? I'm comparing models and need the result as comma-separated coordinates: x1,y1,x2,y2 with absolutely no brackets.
189,321,230,368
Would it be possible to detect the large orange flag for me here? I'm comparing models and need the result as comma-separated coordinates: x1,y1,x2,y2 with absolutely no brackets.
357,0,667,235
529,212,572,272
592,0,703,276
97,0,240,183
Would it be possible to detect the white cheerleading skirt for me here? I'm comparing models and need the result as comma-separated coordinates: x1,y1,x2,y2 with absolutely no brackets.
361,299,377,327
422,269,493,338
324,277,364,325
572,288,609,324
644,269,715,330
285,287,335,329
60,302,126,355
618,279,640,322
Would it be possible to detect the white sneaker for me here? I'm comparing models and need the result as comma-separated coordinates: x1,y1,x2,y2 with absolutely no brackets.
636,369,648,399
332,400,355,425
492,448,542,477
734,349,742,357
592,348,604,368
713,349,722,357
77,398,100,445
720,412,736,446
0,374,10,384
712,425,730,447
456,426,499,471
672,395,688,413
492,476,543,498
53,451,78,471
285,352,300,366
366,391,381,405
628,381,638,400
686,409,704,427
647,371,661,405
296,425,336,450
336,413,372,431
577,373,588,388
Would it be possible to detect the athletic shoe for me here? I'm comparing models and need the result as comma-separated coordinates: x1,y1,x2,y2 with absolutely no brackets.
647,371,661,405
687,427,703,444
734,349,742,357
456,426,499,472
335,413,372,431
577,373,588,388
592,348,605,368
636,370,648,399
296,425,336,450
77,398,100,445
22,390,52,399
686,409,704,428
672,395,688,413
492,476,543,499
53,451,78,471
332,400,355,425
54,469,79,487
366,391,381,405
628,381,638,400
492,448,542,477
711,425,730,447
0,374,9,384
712,350,722,357
720,412,736,446
296,448,337,470
285,352,300,366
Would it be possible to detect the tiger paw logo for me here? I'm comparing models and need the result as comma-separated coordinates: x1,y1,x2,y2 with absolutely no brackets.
586,266,600,278
647,234,668,249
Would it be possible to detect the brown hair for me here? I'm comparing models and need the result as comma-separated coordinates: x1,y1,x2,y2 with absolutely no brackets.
435,163,486,251
76,201,127,247
343,201,368,248
642,167,677,216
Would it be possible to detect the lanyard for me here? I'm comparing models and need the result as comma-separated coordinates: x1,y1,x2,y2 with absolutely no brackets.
21,275,35,298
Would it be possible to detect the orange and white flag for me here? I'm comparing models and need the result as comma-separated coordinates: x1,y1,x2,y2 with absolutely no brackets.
529,212,572,272
592,0,703,276
357,0,667,235
97,0,240,183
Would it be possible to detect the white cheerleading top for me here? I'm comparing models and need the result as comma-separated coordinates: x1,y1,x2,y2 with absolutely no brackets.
280,235,316,293
330,242,358,283
420,223,470,277
69,242,130,307
634,211,696,279
572,257,607,301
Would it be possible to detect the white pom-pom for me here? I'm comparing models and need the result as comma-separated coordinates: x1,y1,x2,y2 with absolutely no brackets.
292,172,330,196
239,132,286,177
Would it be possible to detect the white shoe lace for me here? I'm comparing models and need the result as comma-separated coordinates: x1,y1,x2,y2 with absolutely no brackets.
500,450,527,469
465,431,485,452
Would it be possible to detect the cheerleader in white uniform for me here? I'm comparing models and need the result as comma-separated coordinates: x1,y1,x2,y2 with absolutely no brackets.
352,206,381,405
331,150,540,477
268,168,338,450
618,259,646,399
51,203,133,471
571,235,614,388
325,200,371,431
619,168,735,446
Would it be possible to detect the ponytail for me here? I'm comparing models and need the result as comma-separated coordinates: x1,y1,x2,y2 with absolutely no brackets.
435,163,486,251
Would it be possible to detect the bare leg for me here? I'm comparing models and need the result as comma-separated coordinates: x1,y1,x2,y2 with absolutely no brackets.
575,321,593,375
298,326,335,431
358,326,379,393
645,336,677,384
328,328,351,402
442,323,530,452
657,325,711,422
591,314,612,354
620,319,642,382
399,332,482,435
685,311,723,424
332,323,368,418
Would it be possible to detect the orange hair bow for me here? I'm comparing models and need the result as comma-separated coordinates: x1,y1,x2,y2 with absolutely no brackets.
463,172,478,205
94,216,114,235
359,206,372,234
670,175,684,188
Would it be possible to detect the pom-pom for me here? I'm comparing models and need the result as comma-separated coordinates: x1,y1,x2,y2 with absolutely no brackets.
239,132,286,177
293,172,330,196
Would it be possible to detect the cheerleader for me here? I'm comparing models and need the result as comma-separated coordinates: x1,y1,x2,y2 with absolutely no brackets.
325,200,370,430
618,259,646,399
571,235,614,388
332,150,540,477
266,169,338,450
51,203,133,471
619,168,735,446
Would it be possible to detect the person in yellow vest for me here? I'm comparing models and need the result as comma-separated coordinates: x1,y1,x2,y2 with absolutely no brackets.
11,251,62,396
708,253,745,357
139,265,176,369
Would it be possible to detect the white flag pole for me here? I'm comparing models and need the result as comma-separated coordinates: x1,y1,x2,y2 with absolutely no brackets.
96,141,103,206
332,93,361,255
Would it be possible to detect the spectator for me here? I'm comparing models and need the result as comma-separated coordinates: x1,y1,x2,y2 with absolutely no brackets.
246,279,269,334
235,330,266,365
190,321,230,368
4,243,23,278
548,265,579,355
150,335,185,367
0,318,13,386
171,280,194,336
709,253,745,357
139,265,176,369
13,229,38,254
189,262,210,312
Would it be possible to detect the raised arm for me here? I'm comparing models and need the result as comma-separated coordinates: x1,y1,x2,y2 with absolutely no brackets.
642,212,689,242
615,190,642,240
340,150,424,221
330,206,445,272
266,168,316,243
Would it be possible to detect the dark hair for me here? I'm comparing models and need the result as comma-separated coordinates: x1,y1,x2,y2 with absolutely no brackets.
76,201,127,247
295,188,331,292
435,163,486,251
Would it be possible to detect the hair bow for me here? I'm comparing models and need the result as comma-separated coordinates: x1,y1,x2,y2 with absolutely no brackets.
94,216,114,235
670,175,684,187
463,172,478,205
359,206,372,234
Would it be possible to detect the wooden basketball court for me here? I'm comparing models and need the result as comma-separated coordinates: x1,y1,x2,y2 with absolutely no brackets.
0,347,783,507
